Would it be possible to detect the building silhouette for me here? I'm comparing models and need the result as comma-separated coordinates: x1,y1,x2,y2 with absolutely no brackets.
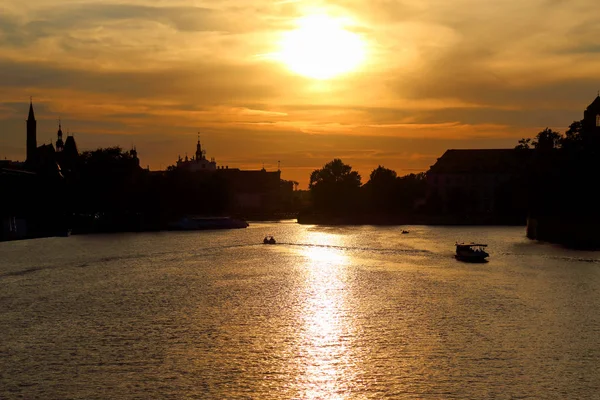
583,94,600,133
172,134,292,212
22,99,84,175
426,149,531,216
425,95,600,218
55,120,64,152
176,134,216,172
26,99,36,164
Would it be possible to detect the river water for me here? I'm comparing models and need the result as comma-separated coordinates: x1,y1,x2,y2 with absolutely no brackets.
1,222,599,399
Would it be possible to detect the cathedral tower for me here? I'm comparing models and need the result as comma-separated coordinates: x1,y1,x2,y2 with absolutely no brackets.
26,98,37,163
55,119,64,152
195,133,204,160
583,94,600,134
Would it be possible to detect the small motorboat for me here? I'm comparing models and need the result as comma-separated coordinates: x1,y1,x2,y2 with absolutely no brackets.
401,230,409,234
263,235,276,244
455,242,489,262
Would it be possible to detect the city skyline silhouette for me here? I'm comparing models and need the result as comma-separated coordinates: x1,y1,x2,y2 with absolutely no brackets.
1,1,599,186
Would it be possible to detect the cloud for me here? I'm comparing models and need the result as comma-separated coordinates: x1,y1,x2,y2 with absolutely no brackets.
0,58,283,104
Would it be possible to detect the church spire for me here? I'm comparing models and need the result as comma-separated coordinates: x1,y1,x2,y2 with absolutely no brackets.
196,132,203,160
27,97,35,121
55,118,64,152
26,97,37,163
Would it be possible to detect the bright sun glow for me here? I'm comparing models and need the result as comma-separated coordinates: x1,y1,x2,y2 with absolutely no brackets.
279,15,366,80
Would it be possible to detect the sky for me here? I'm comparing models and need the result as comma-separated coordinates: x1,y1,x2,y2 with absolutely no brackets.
1,0,599,187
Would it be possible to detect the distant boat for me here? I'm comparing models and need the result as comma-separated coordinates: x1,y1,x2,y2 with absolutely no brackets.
168,216,248,231
263,235,276,244
455,242,489,262
401,230,409,234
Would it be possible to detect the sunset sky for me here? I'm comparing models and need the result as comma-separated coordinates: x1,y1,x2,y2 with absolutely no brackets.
1,0,599,186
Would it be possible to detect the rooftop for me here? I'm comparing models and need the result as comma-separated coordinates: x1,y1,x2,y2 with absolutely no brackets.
586,95,600,111
428,149,532,174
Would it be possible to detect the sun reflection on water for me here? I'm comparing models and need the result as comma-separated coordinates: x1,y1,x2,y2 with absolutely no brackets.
304,245,347,265
295,231,358,399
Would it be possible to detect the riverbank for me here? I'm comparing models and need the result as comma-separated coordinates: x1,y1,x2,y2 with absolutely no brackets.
297,213,526,226
527,216,600,249
3,213,528,242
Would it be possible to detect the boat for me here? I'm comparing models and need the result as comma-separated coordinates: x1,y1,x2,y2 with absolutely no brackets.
263,235,276,244
455,242,489,262
168,216,248,231
401,230,409,234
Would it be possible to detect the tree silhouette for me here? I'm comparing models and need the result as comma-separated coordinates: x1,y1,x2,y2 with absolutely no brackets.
515,128,563,151
532,128,562,150
368,165,397,186
309,159,361,213
561,120,600,150
564,120,583,144
396,172,427,211
365,165,398,213
309,158,361,188
515,138,532,150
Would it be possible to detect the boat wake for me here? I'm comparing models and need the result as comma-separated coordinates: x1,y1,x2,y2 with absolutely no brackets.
263,242,431,256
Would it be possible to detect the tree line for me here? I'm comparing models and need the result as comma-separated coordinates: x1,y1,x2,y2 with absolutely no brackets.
303,115,600,223
515,119,600,218
515,119,600,151
303,158,427,221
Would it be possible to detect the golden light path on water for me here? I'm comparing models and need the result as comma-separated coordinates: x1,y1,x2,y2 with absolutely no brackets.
295,231,356,399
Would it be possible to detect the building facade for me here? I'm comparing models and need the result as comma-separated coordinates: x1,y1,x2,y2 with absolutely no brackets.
175,135,217,172
172,135,291,212
582,94,600,134
23,100,81,174
426,95,600,217
426,149,532,215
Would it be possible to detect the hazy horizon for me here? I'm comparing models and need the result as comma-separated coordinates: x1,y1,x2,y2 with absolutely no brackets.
1,0,599,186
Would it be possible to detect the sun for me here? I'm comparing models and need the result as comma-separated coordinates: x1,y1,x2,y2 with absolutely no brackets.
278,15,366,80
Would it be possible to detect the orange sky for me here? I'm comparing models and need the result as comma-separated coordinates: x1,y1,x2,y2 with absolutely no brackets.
1,0,599,187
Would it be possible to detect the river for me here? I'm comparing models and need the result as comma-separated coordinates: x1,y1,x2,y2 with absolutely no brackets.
1,222,599,399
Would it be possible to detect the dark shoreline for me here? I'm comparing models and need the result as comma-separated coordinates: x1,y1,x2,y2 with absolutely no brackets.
527,216,600,250
297,213,526,226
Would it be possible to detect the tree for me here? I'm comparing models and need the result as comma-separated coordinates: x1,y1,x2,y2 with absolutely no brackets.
309,158,361,189
365,166,398,213
561,120,599,151
309,159,361,213
515,138,532,150
396,172,428,210
564,120,583,142
514,129,563,151
532,128,562,150
368,165,397,185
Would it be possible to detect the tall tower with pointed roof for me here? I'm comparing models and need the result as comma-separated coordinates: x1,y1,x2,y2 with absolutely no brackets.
583,94,600,134
26,98,37,163
195,132,204,160
55,119,64,152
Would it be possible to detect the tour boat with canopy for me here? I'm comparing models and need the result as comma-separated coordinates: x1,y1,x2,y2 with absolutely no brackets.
455,242,489,262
